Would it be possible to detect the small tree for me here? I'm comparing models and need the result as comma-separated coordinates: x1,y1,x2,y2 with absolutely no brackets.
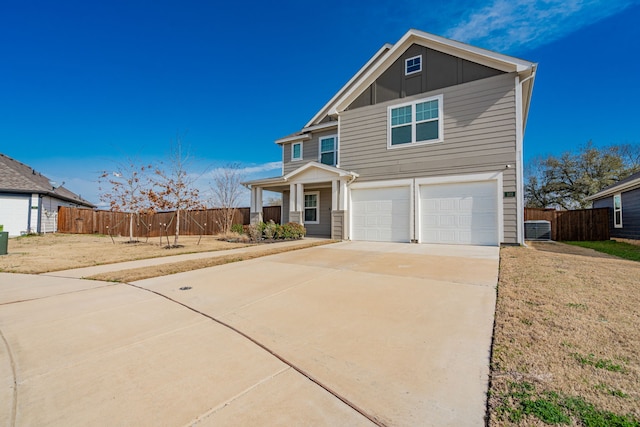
98,159,151,242
210,163,244,234
146,136,204,247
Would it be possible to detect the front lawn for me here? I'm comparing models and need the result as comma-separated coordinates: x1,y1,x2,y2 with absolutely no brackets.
565,240,640,262
488,241,640,426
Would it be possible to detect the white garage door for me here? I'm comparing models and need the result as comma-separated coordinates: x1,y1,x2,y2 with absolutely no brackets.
0,195,30,237
351,187,411,242
420,181,498,245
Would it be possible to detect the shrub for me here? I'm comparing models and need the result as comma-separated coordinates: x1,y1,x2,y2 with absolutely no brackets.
263,220,278,239
231,223,244,234
247,223,263,242
281,222,306,239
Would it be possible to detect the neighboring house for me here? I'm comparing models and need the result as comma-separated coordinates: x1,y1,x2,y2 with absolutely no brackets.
587,171,640,240
0,153,95,237
243,29,537,245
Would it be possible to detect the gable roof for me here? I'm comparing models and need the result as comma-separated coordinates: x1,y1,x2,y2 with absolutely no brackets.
304,28,537,129
586,170,640,200
0,153,95,207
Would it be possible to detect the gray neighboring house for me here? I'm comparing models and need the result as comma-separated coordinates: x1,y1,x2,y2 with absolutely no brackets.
0,153,95,237
587,171,640,240
243,29,537,245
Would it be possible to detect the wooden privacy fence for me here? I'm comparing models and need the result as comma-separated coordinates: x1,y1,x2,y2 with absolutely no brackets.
58,206,282,237
525,208,610,241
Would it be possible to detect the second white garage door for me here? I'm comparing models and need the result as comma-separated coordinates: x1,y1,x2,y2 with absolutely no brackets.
351,186,411,242
419,181,498,245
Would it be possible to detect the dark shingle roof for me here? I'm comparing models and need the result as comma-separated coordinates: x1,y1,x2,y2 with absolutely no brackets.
0,153,95,207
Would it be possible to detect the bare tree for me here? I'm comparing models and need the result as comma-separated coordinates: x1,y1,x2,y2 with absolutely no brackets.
98,159,151,242
210,163,244,234
146,136,204,247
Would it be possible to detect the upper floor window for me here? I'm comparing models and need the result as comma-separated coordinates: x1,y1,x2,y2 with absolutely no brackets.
388,95,443,148
405,55,422,75
319,135,337,166
292,142,302,161
614,193,623,228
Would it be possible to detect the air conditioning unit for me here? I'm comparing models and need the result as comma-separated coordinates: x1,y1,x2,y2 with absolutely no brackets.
524,220,551,240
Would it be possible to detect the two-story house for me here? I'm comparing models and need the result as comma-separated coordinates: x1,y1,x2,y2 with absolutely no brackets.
243,29,537,245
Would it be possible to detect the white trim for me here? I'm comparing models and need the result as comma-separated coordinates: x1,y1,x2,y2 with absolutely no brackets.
586,175,640,200
275,134,311,145
283,161,359,181
305,44,393,128
387,95,444,149
304,191,320,224
291,141,303,161
302,121,339,133
350,178,414,190
613,193,623,228
405,54,422,75
332,29,537,116
318,134,338,166
514,75,525,245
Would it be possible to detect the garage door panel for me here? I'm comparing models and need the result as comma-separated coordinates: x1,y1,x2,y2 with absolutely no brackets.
420,181,498,246
351,187,410,243
0,196,30,237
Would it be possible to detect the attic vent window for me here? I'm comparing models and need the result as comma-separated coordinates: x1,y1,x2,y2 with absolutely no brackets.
405,55,422,75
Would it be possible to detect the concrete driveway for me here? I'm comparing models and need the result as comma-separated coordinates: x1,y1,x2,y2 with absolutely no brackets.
0,241,498,426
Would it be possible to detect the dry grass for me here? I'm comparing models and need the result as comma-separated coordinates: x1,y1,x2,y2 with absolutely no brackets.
0,233,253,274
489,241,640,425
87,240,336,282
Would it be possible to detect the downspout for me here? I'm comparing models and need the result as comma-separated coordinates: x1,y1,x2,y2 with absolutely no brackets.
515,68,537,245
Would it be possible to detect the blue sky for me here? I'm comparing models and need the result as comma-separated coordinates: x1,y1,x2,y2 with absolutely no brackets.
2,0,639,205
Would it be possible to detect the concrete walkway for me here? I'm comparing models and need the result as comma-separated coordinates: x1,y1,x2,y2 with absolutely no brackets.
46,237,330,279
1,241,499,426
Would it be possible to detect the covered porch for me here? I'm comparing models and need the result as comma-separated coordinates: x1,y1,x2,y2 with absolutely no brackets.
242,162,358,239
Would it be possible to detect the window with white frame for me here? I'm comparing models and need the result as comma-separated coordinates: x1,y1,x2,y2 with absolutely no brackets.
388,95,443,147
405,55,422,75
291,142,302,161
304,192,319,224
319,135,337,166
613,193,623,228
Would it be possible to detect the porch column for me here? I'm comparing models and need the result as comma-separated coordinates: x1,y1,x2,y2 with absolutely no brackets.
339,180,348,210
289,183,296,213
296,183,304,212
331,180,338,211
250,186,263,225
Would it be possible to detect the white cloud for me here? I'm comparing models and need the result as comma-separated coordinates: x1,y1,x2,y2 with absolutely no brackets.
202,161,282,180
445,0,639,52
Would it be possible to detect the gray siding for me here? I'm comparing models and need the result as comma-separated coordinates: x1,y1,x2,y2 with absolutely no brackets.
340,72,519,243
282,188,332,237
348,44,504,110
282,128,338,175
593,188,640,240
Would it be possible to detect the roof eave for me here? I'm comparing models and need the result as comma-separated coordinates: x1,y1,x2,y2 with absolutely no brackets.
586,177,640,200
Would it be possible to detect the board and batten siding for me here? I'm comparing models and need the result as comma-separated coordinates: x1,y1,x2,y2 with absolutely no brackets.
593,188,640,240
282,128,338,175
339,72,519,243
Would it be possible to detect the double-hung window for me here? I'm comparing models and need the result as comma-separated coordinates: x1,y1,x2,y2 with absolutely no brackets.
613,193,623,228
304,192,319,224
319,135,337,166
388,95,443,148
291,142,302,161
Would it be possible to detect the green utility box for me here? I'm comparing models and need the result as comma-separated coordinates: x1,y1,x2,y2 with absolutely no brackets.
0,232,8,255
